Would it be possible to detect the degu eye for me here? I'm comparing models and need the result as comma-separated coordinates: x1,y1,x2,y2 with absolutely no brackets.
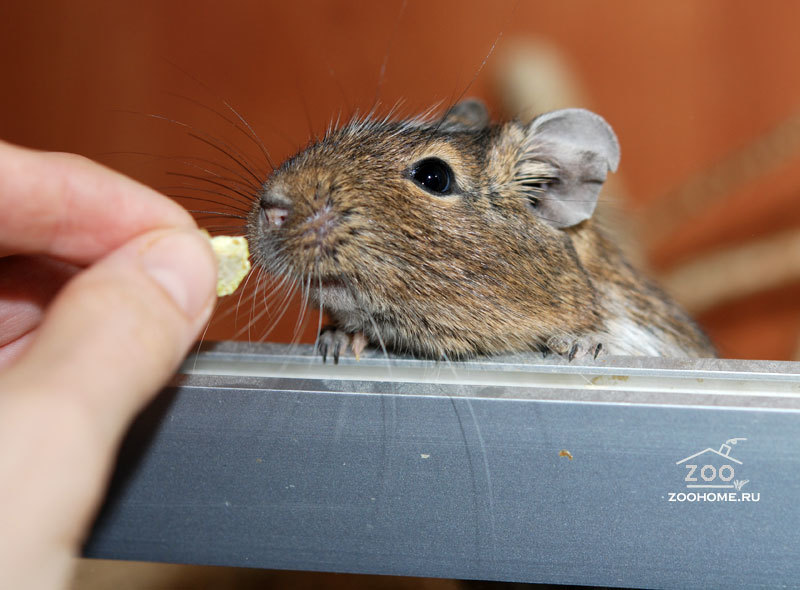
410,158,454,195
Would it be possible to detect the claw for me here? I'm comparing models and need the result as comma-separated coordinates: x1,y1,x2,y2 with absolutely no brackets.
319,341,329,363
567,343,579,361
593,343,603,359
333,341,341,364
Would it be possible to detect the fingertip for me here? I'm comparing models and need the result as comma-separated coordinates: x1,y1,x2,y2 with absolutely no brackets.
139,229,218,322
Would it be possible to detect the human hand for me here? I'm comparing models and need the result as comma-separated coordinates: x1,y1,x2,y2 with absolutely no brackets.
0,140,217,590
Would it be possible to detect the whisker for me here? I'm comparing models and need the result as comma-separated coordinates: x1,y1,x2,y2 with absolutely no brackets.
220,97,277,172
432,1,517,134
372,0,408,110
164,191,251,214
294,76,319,143
182,209,249,220
184,130,265,185
234,267,299,342
211,288,258,328
101,150,263,193
170,154,264,192
165,91,278,171
191,298,224,371
247,267,269,340
121,110,266,185
256,279,301,342
166,171,258,205
196,226,249,235
160,59,277,171
290,273,314,344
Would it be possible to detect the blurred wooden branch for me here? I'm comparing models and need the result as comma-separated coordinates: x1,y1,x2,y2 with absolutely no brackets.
493,39,586,122
660,229,800,313
644,110,800,252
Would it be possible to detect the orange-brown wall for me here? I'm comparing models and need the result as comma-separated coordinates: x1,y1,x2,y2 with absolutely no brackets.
1,0,799,359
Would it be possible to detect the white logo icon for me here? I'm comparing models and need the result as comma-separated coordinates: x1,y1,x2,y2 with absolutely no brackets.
675,438,747,490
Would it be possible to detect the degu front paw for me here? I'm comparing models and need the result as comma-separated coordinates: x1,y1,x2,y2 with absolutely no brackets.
317,329,368,363
545,335,604,361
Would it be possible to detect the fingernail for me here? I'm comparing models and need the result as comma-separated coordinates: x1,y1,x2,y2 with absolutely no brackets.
140,230,217,318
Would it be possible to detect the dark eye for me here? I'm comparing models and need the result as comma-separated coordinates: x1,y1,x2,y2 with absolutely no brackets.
411,158,454,195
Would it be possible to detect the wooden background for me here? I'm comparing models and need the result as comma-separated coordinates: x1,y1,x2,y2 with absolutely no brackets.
1,0,799,360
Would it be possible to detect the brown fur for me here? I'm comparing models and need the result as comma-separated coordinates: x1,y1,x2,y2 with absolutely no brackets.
247,107,716,359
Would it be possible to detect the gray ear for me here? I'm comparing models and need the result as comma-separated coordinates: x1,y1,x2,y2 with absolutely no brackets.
523,108,620,228
439,98,490,131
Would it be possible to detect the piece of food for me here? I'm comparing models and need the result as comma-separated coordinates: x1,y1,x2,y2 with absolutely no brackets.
207,234,251,296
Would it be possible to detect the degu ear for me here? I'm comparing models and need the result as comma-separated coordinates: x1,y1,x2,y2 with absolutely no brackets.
521,108,620,228
439,98,490,131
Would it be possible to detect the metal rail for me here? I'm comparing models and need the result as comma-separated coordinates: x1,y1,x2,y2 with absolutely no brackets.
84,342,800,588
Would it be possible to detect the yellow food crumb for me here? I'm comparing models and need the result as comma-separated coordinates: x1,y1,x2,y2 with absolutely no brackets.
208,234,251,296
559,449,573,460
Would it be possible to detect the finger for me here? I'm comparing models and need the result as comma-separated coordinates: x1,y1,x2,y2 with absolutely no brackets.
0,256,78,367
0,330,37,369
0,227,216,589
0,140,195,263
3,227,217,433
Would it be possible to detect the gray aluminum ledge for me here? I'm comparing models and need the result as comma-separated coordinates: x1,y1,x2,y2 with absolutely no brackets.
84,342,800,589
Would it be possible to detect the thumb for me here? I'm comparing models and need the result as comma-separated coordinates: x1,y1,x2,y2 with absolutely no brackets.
0,227,217,590
5,227,217,425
